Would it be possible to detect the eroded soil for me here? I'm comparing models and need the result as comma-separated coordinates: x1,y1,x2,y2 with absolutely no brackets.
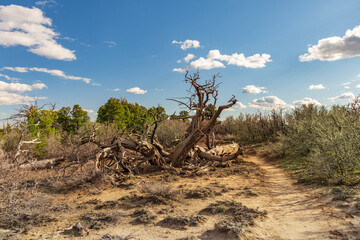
4,155,360,240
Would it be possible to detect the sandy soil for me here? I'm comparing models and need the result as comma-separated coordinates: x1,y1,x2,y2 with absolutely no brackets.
14,155,360,240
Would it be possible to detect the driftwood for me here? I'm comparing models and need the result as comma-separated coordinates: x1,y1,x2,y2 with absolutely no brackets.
19,157,65,170
196,143,243,163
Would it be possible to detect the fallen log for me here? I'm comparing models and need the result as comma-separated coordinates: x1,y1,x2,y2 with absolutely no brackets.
19,157,65,170
196,143,243,163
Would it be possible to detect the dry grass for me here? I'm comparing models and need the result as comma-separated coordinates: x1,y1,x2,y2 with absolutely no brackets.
139,181,178,203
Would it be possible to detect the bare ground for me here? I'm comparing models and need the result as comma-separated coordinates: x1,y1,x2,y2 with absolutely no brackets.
4,155,360,240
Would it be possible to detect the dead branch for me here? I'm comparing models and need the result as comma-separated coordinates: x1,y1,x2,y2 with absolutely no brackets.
19,157,65,170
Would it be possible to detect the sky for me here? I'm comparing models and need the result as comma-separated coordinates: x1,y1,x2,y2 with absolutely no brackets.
1,0,360,121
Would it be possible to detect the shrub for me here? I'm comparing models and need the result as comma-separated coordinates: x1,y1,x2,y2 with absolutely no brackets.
156,120,189,147
273,104,360,184
139,181,178,202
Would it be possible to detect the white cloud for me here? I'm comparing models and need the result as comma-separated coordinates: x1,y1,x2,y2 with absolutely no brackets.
0,81,46,92
207,50,272,69
2,67,27,72
0,73,19,81
35,0,56,7
250,96,291,110
344,86,350,89
3,66,91,83
189,57,225,70
343,82,351,86
243,85,266,94
173,49,272,72
309,84,325,90
356,84,360,88
172,40,201,50
126,87,147,94
112,88,120,91
233,102,247,109
177,59,181,63
224,108,235,112
0,90,46,105
293,97,322,107
104,41,117,47
300,25,360,62
0,5,76,61
172,68,187,73
328,92,355,100
184,53,195,63
84,109,96,114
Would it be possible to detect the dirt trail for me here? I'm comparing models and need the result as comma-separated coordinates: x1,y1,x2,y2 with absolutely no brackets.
16,154,360,240
244,155,359,240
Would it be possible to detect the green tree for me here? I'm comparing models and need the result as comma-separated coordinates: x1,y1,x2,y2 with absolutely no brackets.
56,104,90,132
178,110,190,122
204,104,216,120
97,97,151,131
71,104,90,131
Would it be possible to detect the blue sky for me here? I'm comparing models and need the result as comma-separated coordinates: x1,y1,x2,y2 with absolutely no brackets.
1,0,360,120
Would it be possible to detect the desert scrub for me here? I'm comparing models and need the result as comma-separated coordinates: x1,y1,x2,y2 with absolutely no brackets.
139,181,178,203
161,214,206,227
156,120,189,147
202,200,266,226
271,104,360,184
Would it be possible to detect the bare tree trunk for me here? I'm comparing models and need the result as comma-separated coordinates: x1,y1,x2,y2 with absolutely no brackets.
171,101,236,167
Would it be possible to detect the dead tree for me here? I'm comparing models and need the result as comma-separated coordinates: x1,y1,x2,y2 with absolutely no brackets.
168,71,237,167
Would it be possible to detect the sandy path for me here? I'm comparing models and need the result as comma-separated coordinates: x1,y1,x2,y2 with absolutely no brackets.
244,155,358,240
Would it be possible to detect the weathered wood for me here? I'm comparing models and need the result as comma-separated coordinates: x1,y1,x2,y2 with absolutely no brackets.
19,157,65,170
197,143,243,163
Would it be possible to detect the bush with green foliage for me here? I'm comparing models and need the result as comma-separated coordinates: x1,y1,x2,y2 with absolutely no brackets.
274,104,360,184
219,110,285,145
155,120,189,147
57,104,90,132
97,97,166,132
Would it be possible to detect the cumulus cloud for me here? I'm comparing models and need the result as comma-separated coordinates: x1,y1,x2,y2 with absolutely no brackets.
300,25,360,62
0,81,46,92
172,68,187,73
0,4,75,60
84,109,96,114
207,50,272,69
250,96,291,110
184,53,195,63
0,91,46,105
126,87,147,94
189,57,225,70
224,108,235,112
328,92,355,100
293,97,322,107
172,39,200,50
172,57,225,72
173,49,272,72
309,84,325,90
243,85,266,94
234,102,247,109
3,67,91,83
112,88,120,91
